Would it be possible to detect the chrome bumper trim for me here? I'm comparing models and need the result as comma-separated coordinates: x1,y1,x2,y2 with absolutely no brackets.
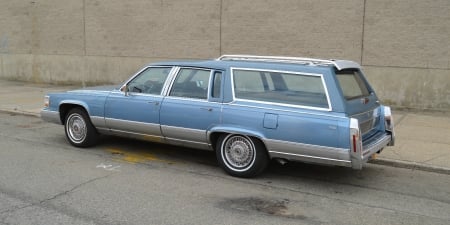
362,134,392,162
40,109,61,124
269,151,352,167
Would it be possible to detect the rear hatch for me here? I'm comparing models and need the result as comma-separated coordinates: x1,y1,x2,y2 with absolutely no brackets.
335,69,381,139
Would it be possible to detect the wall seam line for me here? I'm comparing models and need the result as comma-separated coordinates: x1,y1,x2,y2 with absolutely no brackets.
360,0,367,64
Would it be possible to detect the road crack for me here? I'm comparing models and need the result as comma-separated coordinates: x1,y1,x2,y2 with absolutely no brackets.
0,174,112,216
39,174,112,205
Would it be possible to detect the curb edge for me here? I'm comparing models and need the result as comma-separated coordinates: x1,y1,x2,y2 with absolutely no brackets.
370,158,450,175
0,109,40,118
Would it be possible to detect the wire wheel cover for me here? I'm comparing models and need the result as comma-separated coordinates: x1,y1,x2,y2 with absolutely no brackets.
223,136,255,169
67,114,87,143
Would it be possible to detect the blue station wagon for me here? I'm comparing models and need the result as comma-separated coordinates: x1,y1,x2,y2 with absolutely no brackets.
41,55,395,177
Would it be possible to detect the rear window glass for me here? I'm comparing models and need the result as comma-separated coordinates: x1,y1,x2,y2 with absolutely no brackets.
336,70,370,100
233,69,329,109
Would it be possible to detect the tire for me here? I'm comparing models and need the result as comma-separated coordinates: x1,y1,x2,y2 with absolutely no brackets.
64,108,98,147
216,134,269,178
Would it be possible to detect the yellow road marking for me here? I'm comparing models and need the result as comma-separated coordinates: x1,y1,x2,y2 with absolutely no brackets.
105,148,175,164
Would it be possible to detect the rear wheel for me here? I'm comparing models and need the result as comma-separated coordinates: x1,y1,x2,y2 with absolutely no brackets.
64,108,98,147
216,134,269,178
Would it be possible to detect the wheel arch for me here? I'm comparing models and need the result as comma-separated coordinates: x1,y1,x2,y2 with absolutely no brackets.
208,127,267,151
59,101,90,123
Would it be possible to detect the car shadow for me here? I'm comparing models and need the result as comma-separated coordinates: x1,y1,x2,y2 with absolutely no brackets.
95,135,386,185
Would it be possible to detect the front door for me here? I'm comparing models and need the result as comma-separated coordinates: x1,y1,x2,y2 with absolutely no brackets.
104,66,173,140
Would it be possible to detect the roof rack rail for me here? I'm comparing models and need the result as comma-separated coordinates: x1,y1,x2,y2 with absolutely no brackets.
216,54,360,70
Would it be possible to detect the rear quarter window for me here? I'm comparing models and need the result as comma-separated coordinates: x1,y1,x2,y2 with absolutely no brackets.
232,69,329,109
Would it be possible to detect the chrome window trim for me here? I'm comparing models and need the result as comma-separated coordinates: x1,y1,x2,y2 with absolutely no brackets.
223,102,346,119
230,67,332,111
231,99,330,112
163,95,210,103
161,66,180,96
120,66,177,96
113,91,166,98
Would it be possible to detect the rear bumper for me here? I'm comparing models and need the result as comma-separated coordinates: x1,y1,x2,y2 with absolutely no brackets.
352,132,393,169
40,109,61,124
362,133,392,162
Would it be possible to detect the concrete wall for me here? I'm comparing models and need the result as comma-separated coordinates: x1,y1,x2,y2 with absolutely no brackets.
0,0,449,111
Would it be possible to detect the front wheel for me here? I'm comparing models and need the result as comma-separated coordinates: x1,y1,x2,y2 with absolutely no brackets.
64,108,98,147
216,134,269,178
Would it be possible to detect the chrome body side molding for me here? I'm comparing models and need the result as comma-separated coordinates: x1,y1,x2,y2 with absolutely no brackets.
269,151,352,167
100,128,164,143
104,118,161,137
265,138,351,165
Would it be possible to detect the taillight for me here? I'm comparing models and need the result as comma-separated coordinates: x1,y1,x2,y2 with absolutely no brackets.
352,133,358,153
383,106,395,146
384,106,394,132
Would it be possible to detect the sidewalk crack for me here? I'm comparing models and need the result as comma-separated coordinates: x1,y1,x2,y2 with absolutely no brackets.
421,153,449,164
395,113,408,126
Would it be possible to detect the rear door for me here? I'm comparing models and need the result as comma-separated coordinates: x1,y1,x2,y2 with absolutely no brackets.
335,69,381,137
159,68,223,149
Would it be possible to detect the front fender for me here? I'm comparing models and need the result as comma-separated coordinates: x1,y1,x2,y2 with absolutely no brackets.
60,100,91,114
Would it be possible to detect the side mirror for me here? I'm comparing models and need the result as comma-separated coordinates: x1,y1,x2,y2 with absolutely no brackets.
120,85,129,96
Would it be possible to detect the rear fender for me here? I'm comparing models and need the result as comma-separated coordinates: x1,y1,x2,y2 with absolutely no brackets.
207,125,266,146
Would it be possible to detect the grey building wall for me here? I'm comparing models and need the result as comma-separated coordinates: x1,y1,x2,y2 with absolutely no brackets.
0,0,449,111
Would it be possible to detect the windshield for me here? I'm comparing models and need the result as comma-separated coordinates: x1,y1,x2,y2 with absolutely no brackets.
336,69,370,100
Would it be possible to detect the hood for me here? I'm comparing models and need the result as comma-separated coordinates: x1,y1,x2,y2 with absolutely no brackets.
68,85,120,93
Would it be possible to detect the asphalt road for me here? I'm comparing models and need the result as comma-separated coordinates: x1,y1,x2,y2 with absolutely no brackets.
0,112,449,225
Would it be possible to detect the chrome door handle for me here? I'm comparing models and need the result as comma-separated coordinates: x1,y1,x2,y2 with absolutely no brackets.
147,101,160,106
200,107,213,111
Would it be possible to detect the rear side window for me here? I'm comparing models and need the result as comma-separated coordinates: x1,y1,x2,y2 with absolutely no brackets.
233,69,329,109
169,68,210,99
336,70,370,100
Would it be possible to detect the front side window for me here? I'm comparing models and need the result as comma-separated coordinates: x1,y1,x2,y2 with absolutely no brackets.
233,69,329,109
169,68,211,99
128,67,172,95
336,69,370,100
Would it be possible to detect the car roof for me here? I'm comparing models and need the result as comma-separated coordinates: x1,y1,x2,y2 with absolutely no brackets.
148,55,360,74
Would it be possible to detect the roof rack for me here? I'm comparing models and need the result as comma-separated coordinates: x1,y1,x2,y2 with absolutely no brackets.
216,54,360,70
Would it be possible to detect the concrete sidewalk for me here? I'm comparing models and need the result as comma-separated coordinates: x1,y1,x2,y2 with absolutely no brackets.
1,79,449,174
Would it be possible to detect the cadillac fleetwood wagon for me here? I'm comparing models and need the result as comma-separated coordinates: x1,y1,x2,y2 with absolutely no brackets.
41,55,395,177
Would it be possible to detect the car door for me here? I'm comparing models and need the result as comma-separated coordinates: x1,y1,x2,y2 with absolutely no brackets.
159,68,222,150
104,66,173,140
